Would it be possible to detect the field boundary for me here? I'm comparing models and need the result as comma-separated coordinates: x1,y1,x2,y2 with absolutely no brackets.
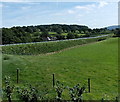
40,39,105,56
2,35,111,55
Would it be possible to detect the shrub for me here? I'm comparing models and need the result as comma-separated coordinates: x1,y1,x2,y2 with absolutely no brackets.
56,34,65,40
3,76,14,102
67,84,85,101
16,85,39,102
55,81,65,101
67,33,75,39
2,77,117,101
3,55,10,60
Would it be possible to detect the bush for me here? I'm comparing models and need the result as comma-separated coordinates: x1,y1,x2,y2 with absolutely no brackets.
67,33,75,39
56,34,65,40
3,76,14,102
3,55,10,60
114,29,120,37
67,84,85,101
3,77,117,101
55,81,65,101
16,85,39,102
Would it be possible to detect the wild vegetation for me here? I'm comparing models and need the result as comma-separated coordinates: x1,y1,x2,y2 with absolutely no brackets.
3,76,87,101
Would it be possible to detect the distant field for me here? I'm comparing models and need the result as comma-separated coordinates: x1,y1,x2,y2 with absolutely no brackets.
37,31,85,36
2,38,118,100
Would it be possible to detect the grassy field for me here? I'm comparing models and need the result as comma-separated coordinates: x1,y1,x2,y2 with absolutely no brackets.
2,38,118,100
33,31,85,37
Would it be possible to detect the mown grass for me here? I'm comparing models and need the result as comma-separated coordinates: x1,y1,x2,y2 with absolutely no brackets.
2,38,118,100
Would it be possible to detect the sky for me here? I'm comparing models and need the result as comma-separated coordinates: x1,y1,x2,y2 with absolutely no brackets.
0,0,119,29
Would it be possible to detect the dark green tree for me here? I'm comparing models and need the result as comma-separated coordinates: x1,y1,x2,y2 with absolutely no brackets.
41,30,49,38
114,28,120,37
56,34,65,40
67,33,75,39
56,28,62,34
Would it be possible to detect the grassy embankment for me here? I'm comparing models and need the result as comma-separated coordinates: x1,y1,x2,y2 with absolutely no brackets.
2,37,118,100
2,36,108,55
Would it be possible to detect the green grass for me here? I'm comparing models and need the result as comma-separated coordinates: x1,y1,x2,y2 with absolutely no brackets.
49,32,57,34
2,36,109,55
2,38,118,100
78,33,85,36
61,33,68,36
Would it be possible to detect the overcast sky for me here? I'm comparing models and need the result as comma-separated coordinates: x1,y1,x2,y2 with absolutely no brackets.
0,0,119,28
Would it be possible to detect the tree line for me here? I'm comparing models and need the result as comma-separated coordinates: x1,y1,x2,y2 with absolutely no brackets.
1,24,115,44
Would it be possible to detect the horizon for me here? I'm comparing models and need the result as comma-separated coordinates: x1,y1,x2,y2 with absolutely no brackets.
1,1,118,28
1,23,119,29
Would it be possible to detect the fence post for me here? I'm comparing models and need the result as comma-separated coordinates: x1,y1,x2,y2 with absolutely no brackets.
17,68,19,84
88,78,90,93
101,98,104,102
53,74,55,87
115,97,118,102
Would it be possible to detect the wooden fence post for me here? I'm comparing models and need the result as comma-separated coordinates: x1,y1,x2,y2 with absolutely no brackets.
88,78,90,93
115,97,118,102
17,68,19,84
101,98,104,102
53,74,55,87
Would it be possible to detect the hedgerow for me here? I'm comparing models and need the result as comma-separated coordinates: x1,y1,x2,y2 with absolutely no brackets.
2,36,109,55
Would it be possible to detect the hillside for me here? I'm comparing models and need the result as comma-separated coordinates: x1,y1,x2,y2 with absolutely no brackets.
106,25,120,30
2,38,118,100
2,24,112,45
